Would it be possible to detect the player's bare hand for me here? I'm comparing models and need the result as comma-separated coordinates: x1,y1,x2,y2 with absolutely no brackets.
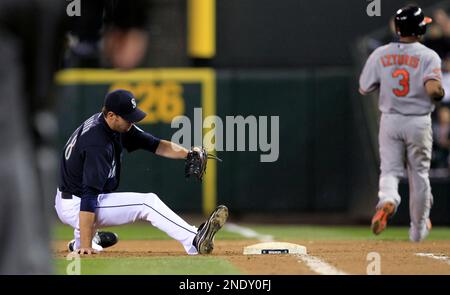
75,248,99,255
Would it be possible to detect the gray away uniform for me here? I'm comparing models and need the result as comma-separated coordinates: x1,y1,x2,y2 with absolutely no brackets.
359,41,442,242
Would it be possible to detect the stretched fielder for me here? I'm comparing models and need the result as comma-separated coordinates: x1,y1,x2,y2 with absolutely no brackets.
55,89,227,255
359,5,445,241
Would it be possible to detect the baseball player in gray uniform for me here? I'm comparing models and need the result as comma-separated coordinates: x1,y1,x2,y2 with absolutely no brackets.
359,5,445,242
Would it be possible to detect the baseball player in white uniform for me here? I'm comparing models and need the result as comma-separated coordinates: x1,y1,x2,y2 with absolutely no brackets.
359,5,445,242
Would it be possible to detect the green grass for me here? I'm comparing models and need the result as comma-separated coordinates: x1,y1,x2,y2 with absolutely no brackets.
52,222,243,241
55,256,240,275
243,225,450,241
53,222,450,242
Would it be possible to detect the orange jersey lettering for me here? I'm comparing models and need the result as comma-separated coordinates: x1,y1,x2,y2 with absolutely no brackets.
380,54,419,69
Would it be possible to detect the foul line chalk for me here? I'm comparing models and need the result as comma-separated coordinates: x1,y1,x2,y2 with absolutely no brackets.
224,223,274,241
416,253,450,265
295,254,349,275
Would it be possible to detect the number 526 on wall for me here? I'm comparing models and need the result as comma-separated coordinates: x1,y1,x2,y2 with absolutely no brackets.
110,81,185,124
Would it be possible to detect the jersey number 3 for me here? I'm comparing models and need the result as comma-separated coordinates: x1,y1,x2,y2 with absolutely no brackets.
392,69,410,97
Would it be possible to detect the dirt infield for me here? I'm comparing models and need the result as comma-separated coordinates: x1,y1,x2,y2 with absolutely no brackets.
53,240,450,274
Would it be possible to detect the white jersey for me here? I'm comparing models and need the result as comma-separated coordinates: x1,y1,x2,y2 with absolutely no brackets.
359,42,442,115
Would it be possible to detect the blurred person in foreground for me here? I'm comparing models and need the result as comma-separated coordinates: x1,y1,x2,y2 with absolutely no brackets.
0,0,65,274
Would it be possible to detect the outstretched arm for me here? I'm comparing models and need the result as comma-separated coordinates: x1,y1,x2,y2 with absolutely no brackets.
155,140,189,159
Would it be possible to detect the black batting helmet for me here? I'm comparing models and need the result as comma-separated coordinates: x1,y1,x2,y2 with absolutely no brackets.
394,5,432,37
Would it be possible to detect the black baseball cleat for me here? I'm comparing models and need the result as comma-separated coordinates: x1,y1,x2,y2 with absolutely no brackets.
193,205,229,254
67,231,119,252
93,231,119,248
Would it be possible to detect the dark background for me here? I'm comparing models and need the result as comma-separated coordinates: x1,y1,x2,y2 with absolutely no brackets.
145,0,444,67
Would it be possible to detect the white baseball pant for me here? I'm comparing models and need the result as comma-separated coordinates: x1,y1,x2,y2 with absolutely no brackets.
54,189,198,254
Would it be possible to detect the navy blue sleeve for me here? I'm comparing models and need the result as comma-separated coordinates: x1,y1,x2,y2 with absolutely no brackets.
80,146,112,212
80,195,98,213
81,146,112,196
122,125,161,153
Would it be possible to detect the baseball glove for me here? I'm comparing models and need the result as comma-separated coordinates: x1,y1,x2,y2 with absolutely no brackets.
185,146,222,181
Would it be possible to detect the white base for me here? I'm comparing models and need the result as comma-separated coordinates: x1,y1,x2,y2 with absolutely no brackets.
243,242,307,255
